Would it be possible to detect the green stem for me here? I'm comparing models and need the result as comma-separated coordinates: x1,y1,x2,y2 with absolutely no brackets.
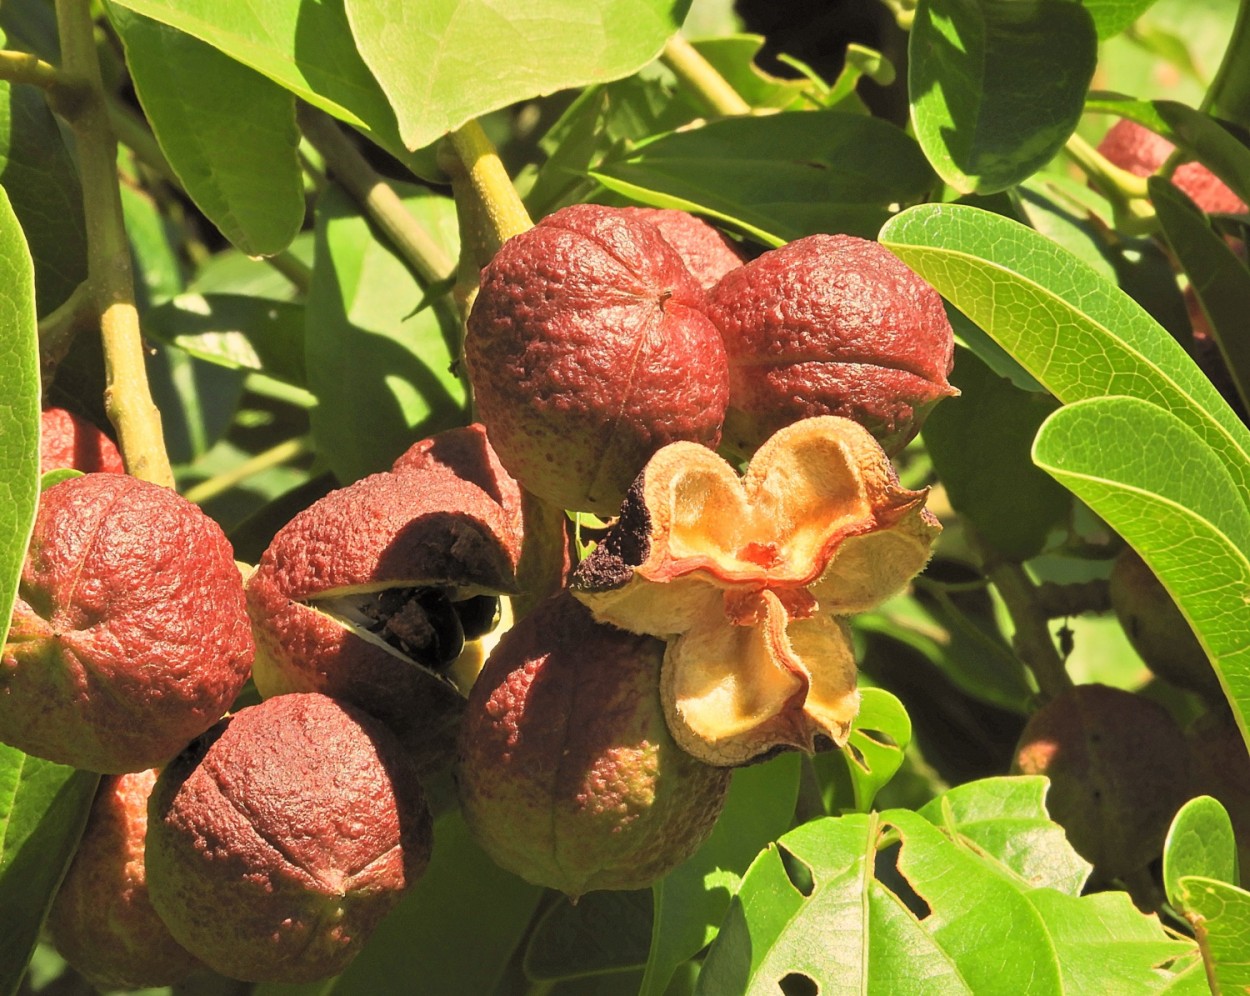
660,34,751,117
182,436,312,506
447,118,533,262
972,534,1073,700
36,279,94,384
56,0,172,487
1063,132,1157,235
0,49,87,106
298,103,454,284
1203,0,1250,128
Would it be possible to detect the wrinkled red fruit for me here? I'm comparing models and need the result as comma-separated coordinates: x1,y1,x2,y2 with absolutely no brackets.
706,234,956,457
2,474,254,773
146,693,432,983
46,770,201,989
246,453,520,769
459,592,731,898
40,406,124,474
1012,684,1189,881
617,207,746,290
1098,118,1247,214
465,202,729,514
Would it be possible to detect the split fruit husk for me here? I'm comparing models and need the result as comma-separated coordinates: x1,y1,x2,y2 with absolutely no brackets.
247,435,521,770
465,202,729,515
2,474,255,773
46,769,202,989
458,591,731,899
706,233,956,457
572,415,940,767
1012,683,1190,882
617,207,745,290
145,692,433,983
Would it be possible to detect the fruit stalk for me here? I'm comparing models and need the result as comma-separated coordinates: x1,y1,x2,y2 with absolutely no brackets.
54,0,172,487
447,118,533,261
660,35,750,117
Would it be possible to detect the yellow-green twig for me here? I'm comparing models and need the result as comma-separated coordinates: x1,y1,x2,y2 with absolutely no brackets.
660,34,751,117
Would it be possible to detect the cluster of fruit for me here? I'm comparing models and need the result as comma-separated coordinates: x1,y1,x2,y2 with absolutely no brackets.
7,202,960,986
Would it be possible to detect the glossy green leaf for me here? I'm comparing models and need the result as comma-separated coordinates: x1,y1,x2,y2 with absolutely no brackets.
39,470,82,492
909,0,1097,194
144,294,306,387
640,754,800,996
0,76,86,315
923,347,1068,559
841,687,913,813
698,809,1061,994
307,184,467,484
0,184,39,657
1177,876,1250,990
1014,178,1118,285
1083,0,1165,39
1151,176,1250,412
525,889,653,981
879,203,1250,499
1086,95,1250,208
593,111,937,245
919,776,1091,895
0,751,99,994
110,7,303,257
688,35,824,111
106,0,420,170
1164,796,1240,909
1032,396,1250,754
346,0,689,152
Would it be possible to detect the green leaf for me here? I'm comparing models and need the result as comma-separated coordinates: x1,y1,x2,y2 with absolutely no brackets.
258,806,544,996
144,294,307,387
307,184,467,484
1164,796,1240,909
593,110,936,245
1085,95,1250,208
39,470,82,492
640,754,800,996
0,751,100,993
879,202,1250,499
918,776,1092,895
1032,396,1250,758
524,890,653,982
109,6,304,257
840,687,913,813
1014,178,1119,285
1177,875,1250,990
909,0,1097,194
1082,0,1165,39
105,0,424,172
689,36,824,111
0,83,86,316
923,347,1068,559
346,0,690,152
1150,176,1250,413
0,183,39,658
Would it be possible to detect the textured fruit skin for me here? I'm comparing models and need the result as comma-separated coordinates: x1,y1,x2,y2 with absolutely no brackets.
40,406,125,474
46,769,201,989
705,234,956,457
617,207,745,290
246,458,519,768
458,592,731,898
1098,119,1247,215
1012,684,1189,881
146,693,432,983
465,202,729,514
2,474,254,773
1109,549,1222,702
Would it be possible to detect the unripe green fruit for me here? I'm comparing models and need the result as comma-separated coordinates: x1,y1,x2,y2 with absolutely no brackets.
1012,684,1189,881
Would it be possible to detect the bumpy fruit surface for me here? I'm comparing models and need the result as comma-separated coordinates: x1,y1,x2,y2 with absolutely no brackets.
1109,549,1222,702
46,769,201,989
1098,118,1247,214
458,592,731,898
146,693,433,983
246,445,520,769
1,474,254,773
1012,684,1189,880
705,234,956,457
465,202,729,514
40,406,124,474
617,207,745,290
